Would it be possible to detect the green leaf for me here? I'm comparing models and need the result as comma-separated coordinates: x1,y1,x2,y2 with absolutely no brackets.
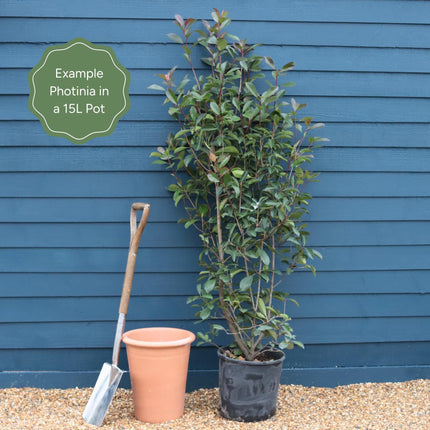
289,298,300,307
245,82,259,98
220,146,239,154
165,89,177,105
184,219,197,229
217,38,228,50
199,307,211,320
207,172,220,183
257,248,270,266
204,278,216,293
167,184,179,192
239,275,254,291
231,168,245,178
294,340,305,349
198,205,209,216
210,102,220,115
309,122,325,130
291,98,298,112
281,61,295,72
186,295,199,304
257,298,267,317
147,84,165,91
167,33,183,44
207,35,218,44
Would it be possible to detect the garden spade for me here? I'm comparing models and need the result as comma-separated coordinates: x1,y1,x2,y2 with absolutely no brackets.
83,202,151,426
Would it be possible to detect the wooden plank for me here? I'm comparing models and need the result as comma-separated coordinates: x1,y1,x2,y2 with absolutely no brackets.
2,18,430,49
1,172,430,198
0,147,429,173
6,69,430,98
3,0,430,24
1,147,430,173
278,366,430,388
308,221,430,246
1,221,430,248
1,197,429,222
0,294,428,323
0,248,202,273
0,121,428,148
0,273,200,297
0,172,174,197
0,246,430,273
309,198,430,221
5,94,430,122
0,121,180,147
316,173,430,197
0,222,199,248
0,198,185,222
1,270,429,298
0,318,428,348
2,342,429,371
3,44,430,73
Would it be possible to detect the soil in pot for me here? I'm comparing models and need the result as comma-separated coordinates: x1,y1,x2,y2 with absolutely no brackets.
218,348,285,422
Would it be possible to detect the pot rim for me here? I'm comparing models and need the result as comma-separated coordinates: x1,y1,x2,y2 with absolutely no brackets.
217,347,285,366
122,327,196,348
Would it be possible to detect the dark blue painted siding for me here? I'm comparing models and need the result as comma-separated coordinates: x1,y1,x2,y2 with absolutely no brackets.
0,0,429,388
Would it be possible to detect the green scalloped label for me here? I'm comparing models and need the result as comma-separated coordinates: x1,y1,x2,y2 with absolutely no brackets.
28,38,130,144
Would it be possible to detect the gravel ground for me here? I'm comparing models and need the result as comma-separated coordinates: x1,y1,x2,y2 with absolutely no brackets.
0,379,428,429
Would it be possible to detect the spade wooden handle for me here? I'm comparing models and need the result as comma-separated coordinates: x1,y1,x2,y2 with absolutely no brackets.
119,203,151,314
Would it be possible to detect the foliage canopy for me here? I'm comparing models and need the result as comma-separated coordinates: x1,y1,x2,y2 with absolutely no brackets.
151,9,325,360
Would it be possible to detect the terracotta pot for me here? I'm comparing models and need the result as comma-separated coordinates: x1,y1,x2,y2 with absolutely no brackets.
122,327,195,423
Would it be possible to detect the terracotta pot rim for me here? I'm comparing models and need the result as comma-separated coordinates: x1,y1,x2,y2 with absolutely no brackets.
122,327,195,348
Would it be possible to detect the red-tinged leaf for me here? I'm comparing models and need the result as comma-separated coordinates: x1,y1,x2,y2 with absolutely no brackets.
302,117,313,126
174,14,184,27
264,56,275,69
184,18,196,27
202,20,211,31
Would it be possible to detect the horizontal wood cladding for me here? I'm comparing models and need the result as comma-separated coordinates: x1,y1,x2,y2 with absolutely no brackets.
3,95,430,122
2,343,430,371
0,318,429,348
1,221,430,247
4,44,430,74
3,0,430,24
2,19,430,49
0,122,428,148
1,246,430,272
5,69,430,98
0,197,429,221
0,147,430,172
0,172,430,198
0,271,429,298
0,294,429,322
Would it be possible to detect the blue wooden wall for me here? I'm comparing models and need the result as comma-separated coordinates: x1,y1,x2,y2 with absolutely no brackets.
1,0,429,389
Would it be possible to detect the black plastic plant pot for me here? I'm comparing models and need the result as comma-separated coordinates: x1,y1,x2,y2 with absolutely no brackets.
218,348,285,422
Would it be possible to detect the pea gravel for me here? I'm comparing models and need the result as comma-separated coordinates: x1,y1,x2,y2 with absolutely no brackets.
0,379,428,429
